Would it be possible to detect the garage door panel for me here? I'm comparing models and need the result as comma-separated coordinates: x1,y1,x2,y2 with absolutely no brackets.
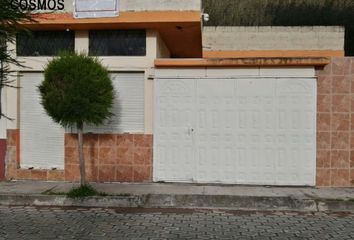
237,79,275,96
198,79,235,96
277,78,315,95
154,77,316,186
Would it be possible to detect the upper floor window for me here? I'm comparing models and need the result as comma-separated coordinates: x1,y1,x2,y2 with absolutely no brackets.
16,31,75,57
89,30,146,56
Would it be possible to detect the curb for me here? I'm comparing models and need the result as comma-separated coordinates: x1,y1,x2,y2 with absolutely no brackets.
0,194,354,212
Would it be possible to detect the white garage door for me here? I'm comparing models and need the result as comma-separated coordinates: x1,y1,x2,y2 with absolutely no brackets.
154,78,316,186
20,73,64,169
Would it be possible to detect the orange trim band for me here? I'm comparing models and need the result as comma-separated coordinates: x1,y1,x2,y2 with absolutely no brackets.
155,57,330,68
25,11,201,27
203,50,344,59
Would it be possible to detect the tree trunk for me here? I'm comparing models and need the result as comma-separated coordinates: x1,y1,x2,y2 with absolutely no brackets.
77,123,86,186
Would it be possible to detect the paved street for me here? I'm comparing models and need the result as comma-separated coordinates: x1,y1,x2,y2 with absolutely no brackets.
0,206,354,240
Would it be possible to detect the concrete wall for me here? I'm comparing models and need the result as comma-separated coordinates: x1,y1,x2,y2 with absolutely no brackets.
156,33,171,58
203,26,345,51
59,0,201,13
120,0,201,11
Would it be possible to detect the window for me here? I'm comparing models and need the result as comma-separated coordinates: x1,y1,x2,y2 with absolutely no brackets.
89,30,146,56
16,31,74,56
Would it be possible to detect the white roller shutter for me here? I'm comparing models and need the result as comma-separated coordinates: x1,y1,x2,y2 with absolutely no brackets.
85,72,145,133
20,73,64,169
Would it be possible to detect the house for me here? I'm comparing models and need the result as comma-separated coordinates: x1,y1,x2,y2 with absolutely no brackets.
1,0,353,187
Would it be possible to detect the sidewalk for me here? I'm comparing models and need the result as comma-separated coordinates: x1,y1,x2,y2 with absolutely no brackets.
1,181,354,212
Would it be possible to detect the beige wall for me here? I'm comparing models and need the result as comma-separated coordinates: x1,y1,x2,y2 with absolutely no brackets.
203,26,345,51
0,86,6,139
4,29,170,135
156,33,171,58
119,0,201,11
52,0,201,13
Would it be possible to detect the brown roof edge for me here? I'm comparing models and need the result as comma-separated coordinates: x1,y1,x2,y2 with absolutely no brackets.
155,57,330,68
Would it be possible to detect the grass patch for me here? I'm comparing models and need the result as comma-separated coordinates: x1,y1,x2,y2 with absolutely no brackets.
67,184,108,198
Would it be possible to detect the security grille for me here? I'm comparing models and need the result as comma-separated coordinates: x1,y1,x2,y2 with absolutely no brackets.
89,30,146,56
16,31,74,56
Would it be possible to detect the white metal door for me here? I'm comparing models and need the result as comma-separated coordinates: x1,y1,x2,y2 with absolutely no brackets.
20,73,65,169
154,78,316,186
154,79,196,182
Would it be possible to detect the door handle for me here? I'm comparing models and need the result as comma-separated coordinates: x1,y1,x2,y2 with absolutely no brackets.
187,128,195,135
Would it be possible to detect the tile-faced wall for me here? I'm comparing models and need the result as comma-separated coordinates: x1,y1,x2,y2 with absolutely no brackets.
0,139,6,180
316,57,354,187
65,133,152,183
5,130,152,183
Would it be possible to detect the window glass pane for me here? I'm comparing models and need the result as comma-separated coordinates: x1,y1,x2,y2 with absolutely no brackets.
89,30,146,56
17,31,74,56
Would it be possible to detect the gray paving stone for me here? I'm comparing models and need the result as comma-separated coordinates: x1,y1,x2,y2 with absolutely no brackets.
0,207,354,239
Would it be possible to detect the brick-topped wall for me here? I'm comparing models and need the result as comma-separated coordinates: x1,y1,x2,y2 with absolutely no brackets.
5,130,152,183
316,57,354,187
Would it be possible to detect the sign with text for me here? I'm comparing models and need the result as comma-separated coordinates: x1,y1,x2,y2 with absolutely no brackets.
10,0,65,11
74,0,119,19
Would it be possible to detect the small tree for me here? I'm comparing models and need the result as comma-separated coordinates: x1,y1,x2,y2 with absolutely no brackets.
39,53,114,186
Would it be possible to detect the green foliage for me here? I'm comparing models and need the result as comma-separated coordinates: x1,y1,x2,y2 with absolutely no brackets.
0,0,33,119
67,184,108,198
0,0,32,36
203,0,354,55
39,52,114,128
